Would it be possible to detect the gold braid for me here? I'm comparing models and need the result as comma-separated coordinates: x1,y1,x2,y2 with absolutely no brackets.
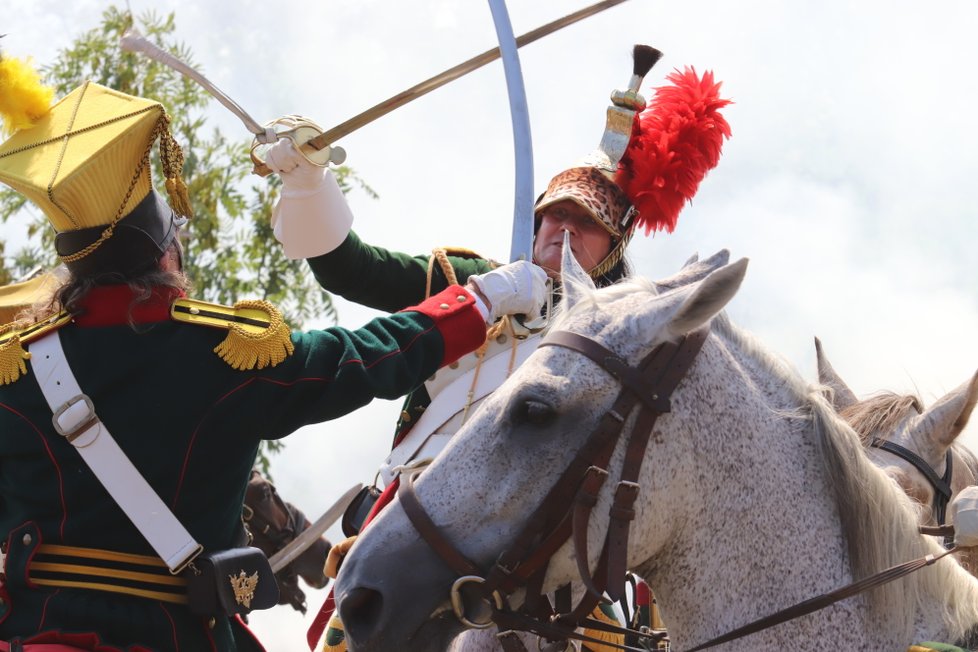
158,113,193,218
58,113,162,264
425,248,459,299
52,106,193,264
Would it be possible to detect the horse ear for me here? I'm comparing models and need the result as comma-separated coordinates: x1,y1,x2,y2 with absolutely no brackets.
814,337,858,410
908,370,978,450
667,257,748,336
656,249,732,292
559,231,596,308
682,252,700,267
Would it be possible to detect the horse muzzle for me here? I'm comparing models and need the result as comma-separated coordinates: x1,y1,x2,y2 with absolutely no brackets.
334,514,465,652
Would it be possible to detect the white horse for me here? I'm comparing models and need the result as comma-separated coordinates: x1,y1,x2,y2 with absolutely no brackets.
816,339,978,573
447,250,733,652
450,250,731,652
334,250,978,652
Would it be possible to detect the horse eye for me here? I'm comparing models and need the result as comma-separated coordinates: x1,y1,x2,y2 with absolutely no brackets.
517,399,555,426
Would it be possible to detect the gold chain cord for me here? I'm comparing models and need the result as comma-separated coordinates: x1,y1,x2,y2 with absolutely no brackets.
58,115,161,264
0,83,187,264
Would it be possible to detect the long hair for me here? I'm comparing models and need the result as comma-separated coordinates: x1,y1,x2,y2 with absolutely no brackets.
24,242,191,328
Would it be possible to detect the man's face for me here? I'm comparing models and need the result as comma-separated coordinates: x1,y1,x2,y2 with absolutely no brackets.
532,199,613,278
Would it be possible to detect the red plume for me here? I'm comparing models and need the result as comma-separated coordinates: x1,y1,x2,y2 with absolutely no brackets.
616,67,732,235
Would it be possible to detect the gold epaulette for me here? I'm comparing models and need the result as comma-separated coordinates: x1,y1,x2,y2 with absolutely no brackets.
171,298,294,371
0,311,73,386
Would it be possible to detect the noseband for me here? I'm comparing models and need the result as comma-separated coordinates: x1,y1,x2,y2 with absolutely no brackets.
870,438,954,547
398,327,708,649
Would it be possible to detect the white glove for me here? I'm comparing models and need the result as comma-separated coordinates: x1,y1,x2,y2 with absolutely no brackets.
266,139,353,259
468,261,548,323
951,486,978,548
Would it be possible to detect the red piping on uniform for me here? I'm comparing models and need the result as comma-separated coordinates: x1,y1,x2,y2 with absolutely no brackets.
0,404,68,539
158,603,180,651
172,325,436,504
37,587,56,630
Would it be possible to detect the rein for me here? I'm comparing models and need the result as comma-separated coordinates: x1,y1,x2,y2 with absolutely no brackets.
399,327,708,650
397,327,963,652
871,438,954,547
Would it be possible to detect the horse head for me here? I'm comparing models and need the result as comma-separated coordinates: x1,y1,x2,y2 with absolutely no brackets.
334,249,749,651
243,470,330,613
816,342,978,516
337,248,978,651
816,341,978,571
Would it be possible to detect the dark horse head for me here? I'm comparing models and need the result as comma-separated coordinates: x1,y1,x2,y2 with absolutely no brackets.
243,469,331,613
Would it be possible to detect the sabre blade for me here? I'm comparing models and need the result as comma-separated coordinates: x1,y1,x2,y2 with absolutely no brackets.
120,28,273,141
307,0,631,151
487,0,534,264
267,483,363,574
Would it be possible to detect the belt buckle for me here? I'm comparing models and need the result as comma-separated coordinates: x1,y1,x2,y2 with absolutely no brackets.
52,393,99,444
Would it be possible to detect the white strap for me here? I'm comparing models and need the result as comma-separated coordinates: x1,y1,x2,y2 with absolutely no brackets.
29,332,202,574
379,335,540,485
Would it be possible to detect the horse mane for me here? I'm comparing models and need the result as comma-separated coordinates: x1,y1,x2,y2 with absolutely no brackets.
840,392,923,445
841,392,978,485
713,318,978,640
551,275,660,333
554,275,978,639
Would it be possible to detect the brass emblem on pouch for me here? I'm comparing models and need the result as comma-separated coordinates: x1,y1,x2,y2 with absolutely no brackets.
229,569,259,608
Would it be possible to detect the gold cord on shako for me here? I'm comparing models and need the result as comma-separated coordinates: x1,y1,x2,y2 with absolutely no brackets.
0,55,294,384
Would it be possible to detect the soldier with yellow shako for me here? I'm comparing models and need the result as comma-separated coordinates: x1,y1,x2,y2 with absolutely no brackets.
0,59,546,650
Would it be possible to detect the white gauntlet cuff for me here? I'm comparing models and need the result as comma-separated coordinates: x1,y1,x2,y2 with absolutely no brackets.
272,170,353,259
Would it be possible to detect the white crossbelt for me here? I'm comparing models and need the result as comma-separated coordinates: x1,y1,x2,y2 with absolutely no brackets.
29,332,202,574
379,335,540,486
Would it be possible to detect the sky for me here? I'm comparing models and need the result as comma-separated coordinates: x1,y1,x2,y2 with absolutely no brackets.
5,0,978,648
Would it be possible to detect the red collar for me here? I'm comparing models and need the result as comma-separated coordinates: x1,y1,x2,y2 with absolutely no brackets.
72,286,186,327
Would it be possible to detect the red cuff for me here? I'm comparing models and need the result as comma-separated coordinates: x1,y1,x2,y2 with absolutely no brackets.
406,285,486,366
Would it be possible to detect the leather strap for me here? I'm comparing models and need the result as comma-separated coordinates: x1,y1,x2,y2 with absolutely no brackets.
29,332,202,574
397,327,708,646
397,322,963,652
871,440,952,504
871,439,954,546
684,546,958,651
397,473,482,578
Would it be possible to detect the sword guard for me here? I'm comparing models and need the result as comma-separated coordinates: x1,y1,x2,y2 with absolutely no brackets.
250,115,347,177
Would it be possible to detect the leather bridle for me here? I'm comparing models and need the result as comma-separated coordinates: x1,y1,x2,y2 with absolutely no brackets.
399,327,709,651
396,326,962,652
870,438,954,548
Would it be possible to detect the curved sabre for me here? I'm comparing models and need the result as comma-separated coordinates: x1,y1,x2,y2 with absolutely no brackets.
487,0,535,264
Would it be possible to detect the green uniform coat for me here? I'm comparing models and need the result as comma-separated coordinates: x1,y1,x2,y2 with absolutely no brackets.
307,231,495,447
0,281,485,651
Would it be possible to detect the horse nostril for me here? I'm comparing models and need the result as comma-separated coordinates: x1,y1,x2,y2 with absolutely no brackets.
339,586,384,644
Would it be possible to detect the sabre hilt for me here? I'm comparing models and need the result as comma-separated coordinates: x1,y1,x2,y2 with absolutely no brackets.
249,115,347,178
119,29,346,178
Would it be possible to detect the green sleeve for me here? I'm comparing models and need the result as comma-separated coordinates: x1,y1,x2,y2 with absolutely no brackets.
306,231,494,313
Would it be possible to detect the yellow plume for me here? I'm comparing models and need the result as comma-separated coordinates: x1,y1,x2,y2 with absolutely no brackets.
0,54,54,135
